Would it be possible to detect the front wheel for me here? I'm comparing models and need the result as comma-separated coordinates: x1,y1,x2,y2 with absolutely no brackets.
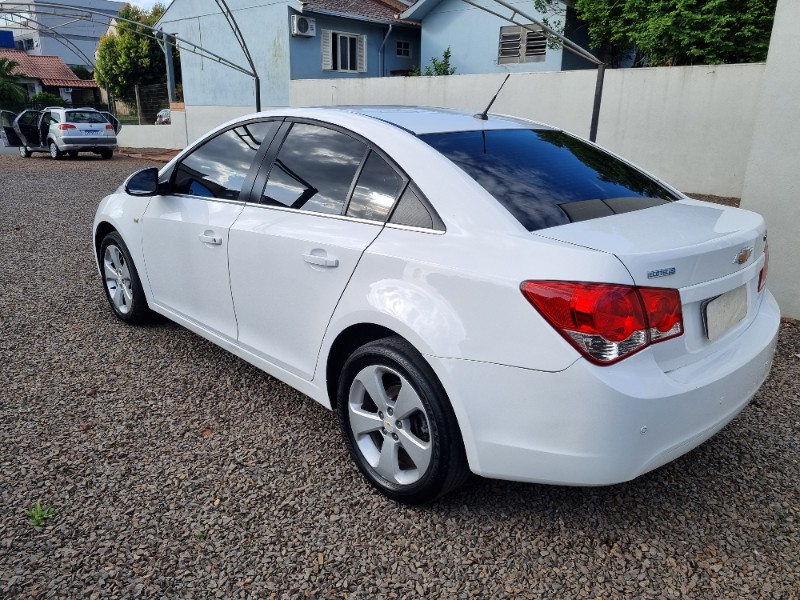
49,141,62,160
337,337,469,504
99,231,150,324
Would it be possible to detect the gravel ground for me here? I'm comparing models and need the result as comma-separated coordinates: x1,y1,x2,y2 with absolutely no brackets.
1,154,798,599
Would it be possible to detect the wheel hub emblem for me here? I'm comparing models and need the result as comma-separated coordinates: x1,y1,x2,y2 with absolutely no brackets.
384,418,393,431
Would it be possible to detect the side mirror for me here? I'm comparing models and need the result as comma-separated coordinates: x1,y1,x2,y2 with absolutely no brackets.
125,167,159,196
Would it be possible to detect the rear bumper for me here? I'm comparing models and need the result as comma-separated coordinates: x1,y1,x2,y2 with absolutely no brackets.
60,137,116,149
433,290,780,485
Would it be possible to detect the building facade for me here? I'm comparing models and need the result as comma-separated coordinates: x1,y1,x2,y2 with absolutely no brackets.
0,0,123,68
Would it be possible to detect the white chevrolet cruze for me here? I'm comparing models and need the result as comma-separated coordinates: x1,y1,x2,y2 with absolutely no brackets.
93,107,779,503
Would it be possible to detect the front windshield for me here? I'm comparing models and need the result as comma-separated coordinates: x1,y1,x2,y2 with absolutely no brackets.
420,129,679,231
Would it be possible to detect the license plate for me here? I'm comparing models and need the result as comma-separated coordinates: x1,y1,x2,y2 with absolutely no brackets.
84,129,99,135
704,285,748,341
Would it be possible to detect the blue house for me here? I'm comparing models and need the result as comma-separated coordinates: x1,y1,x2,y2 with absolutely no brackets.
401,0,595,74
156,0,420,108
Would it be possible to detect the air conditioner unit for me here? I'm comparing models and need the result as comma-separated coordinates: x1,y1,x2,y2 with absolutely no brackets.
291,15,316,37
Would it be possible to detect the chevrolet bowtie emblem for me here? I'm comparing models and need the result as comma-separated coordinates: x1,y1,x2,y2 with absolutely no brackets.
733,246,753,265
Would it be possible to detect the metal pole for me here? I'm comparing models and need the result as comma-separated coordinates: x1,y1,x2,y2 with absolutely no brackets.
134,84,142,125
163,33,176,104
255,76,261,112
589,64,605,142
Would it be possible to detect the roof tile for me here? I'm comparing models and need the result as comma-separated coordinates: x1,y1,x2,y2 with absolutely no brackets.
302,0,419,25
0,49,98,88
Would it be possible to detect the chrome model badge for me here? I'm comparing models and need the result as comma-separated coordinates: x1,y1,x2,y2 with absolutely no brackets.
647,267,676,279
733,246,754,265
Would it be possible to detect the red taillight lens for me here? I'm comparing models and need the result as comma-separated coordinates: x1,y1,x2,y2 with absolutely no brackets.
105,124,114,129
57,123,76,130
758,241,769,292
521,281,683,365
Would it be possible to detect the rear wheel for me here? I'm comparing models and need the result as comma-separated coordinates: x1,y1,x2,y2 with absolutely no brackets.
19,145,31,158
49,141,62,160
337,337,469,504
100,148,113,160
99,231,150,324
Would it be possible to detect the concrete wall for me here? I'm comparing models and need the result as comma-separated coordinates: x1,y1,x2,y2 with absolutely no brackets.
117,110,188,149
291,63,764,197
741,0,800,318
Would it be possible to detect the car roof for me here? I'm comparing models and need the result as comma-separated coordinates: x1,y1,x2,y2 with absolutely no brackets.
299,106,552,136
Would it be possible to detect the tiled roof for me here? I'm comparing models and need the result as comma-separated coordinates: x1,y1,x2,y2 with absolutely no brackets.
302,0,420,25
0,49,98,88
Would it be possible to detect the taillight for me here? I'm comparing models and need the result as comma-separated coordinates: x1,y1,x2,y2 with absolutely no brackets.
758,241,769,292
105,124,114,130
57,124,76,130
521,281,683,365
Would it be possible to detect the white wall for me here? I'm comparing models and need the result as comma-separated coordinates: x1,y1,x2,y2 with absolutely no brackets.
741,0,800,318
291,63,764,197
117,111,188,149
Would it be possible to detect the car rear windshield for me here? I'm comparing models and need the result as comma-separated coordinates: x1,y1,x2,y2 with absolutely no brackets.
66,111,108,124
420,129,680,231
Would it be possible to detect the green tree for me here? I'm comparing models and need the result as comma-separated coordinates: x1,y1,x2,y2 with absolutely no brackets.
536,0,777,67
410,46,457,76
0,57,27,111
94,3,170,99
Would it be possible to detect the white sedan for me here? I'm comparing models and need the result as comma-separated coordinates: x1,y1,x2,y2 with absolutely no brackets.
93,107,779,503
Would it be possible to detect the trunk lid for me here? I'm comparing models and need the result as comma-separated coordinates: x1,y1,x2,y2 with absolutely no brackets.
535,198,769,370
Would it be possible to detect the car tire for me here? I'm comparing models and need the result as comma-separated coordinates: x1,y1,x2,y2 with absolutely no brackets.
337,337,469,504
49,141,62,160
19,146,31,158
100,149,113,160
99,231,151,324
68,150,78,158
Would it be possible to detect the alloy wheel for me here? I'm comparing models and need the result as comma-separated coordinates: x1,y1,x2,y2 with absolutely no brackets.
103,244,134,315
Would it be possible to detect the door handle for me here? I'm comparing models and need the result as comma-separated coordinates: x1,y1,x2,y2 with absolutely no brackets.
199,232,222,245
303,252,339,268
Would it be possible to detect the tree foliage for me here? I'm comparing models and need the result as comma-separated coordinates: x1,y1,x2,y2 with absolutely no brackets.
0,57,27,110
537,0,777,67
94,3,171,99
411,47,457,76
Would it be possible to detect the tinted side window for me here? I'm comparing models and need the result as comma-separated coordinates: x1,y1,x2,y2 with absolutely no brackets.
262,123,366,215
389,185,441,230
172,122,272,200
346,151,403,221
420,129,679,232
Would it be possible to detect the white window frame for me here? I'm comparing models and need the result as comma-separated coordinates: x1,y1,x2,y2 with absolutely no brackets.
396,40,411,59
498,24,546,64
322,29,367,73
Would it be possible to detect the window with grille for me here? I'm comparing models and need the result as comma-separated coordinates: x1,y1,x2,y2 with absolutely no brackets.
322,30,367,72
498,25,546,64
396,40,411,58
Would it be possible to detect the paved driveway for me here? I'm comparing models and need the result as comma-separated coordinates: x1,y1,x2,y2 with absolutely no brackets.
0,154,798,599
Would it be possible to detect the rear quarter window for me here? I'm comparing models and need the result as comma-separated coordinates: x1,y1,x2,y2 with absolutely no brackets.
420,129,679,232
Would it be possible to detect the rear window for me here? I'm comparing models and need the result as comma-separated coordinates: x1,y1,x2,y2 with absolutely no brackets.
420,129,679,231
66,111,108,124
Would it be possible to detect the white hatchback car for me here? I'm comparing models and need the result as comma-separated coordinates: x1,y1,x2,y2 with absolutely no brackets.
93,107,779,503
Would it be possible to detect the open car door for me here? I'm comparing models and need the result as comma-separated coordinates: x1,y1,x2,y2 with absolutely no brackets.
100,111,122,134
13,110,43,148
0,110,21,146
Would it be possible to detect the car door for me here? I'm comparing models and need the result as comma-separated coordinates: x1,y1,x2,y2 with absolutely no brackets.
0,110,21,146
141,120,277,340
100,111,122,134
229,121,407,380
13,110,43,148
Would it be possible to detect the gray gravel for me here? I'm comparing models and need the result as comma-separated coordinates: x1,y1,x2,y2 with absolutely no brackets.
1,154,798,599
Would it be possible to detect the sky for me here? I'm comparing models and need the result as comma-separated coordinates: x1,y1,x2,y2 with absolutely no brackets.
127,1,170,10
